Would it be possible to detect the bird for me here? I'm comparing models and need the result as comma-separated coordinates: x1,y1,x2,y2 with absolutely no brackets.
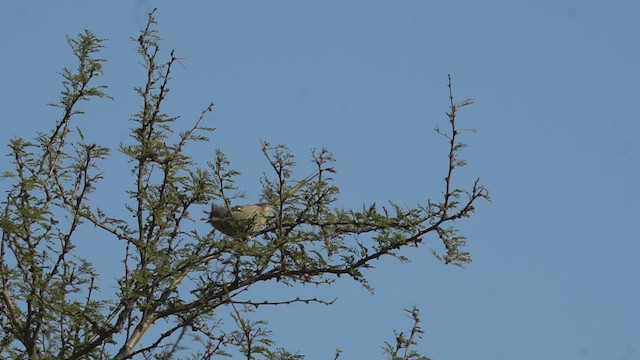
208,168,335,238
209,202,273,238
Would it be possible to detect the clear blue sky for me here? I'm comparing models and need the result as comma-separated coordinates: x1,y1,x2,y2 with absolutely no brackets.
1,1,639,359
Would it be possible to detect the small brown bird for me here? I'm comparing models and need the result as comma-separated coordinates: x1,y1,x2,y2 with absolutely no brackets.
209,203,273,238
208,168,335,238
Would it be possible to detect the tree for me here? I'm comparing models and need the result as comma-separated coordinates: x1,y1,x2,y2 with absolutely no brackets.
0,9,488,360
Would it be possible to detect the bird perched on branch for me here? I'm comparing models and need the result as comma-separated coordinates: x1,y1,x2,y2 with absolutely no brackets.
209,203,273,238
209,168,335,238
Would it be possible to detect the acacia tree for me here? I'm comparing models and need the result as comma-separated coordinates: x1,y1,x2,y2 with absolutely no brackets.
0,10,488,360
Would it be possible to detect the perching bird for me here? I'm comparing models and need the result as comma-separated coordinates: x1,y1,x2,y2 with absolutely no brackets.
208,168,335,238
209,202,273,238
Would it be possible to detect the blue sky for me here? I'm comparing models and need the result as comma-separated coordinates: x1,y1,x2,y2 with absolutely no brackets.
1,1,639,359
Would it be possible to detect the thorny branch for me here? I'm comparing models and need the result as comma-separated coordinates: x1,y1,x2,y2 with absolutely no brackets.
382,306,431,360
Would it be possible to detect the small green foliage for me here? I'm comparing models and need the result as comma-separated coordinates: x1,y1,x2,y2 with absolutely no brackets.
0,27,111,360
382,307,431,360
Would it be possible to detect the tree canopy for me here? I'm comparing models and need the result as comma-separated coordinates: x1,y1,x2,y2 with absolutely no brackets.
0,10,488,360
